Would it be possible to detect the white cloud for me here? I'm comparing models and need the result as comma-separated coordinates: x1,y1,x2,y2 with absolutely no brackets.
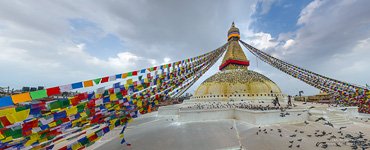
247,32,278,50
297,0,324,25
283,39,295,49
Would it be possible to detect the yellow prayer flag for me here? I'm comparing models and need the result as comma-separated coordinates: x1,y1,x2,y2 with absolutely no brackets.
110,119,117,125
137,100,142,107
25,139,36,147
80,112,87,118
2,137,13,143
0,133,4,139
110,94,117,101
11,92,32,104
6,109,30,124
109,125,115,130
127,79,133,85
72,142,83,150
30,134,39,141
39,138,48,143
66,106,77,116
0,107,16,117
49,122,57,128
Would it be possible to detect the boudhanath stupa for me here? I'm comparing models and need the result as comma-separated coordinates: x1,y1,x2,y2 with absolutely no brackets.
61,23,370,150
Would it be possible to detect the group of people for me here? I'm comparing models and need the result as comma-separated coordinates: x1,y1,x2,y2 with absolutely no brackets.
181,101,291,111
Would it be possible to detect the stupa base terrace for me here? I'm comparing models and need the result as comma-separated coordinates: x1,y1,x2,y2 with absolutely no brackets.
86,102,370,150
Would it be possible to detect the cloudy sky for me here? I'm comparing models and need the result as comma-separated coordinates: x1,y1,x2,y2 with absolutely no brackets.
0,0,369,96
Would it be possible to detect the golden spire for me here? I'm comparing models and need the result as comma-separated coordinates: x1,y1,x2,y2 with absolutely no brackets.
219,22,249,70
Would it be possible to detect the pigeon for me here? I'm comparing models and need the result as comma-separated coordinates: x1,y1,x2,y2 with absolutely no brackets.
339,126,347,130
289,141,294,143
280,134,283,137
290,134,297,137
335,143,341,147
324,122,334,127
256,132,259,135
300,131,304,134
296,145,300,148
340,108,347,111
315,117,326,122
295,129,298,132
307,135,312,137
288,145,292,148
297,139,302,142
297,113,302,116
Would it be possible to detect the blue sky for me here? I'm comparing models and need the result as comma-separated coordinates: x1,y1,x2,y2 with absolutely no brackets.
251,0,312,38
0,0,369,96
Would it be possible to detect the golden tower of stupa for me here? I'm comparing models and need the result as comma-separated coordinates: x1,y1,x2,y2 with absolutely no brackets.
193,22,283,101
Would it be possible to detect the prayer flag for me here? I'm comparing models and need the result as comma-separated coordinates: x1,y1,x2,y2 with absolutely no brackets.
122,73,128,79
47,87,61,96
59,84,72,92
94,78,102,85
72,82,83,89
109,75,116,81
30,90,47,100
0,96,13,107
101,76,109,83
116,74,122,79
11,92,32,104
83,80,94,87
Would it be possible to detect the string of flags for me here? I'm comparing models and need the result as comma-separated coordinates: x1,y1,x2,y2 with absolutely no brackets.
240,40,370,114
0,44,228,149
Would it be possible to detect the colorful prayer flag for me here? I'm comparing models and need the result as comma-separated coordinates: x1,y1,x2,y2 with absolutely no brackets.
11,92,32,104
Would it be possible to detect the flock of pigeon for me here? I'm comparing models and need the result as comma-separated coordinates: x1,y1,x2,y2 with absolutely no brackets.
254,118,370,149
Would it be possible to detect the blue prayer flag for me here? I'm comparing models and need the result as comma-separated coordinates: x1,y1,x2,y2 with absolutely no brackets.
71,82,83,89
0,96,14,107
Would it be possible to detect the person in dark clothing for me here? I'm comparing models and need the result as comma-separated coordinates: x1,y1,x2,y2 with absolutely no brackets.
288,95,292,106
275,96,280,106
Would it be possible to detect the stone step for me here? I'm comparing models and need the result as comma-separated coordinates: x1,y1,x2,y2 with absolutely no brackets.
330,120,349,124
333,121,353,126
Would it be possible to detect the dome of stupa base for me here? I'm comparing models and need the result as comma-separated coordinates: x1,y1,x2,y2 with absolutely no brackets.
192,69,284,102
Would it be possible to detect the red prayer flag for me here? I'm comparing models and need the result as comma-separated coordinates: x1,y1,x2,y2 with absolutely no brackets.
0,116,12,126
46,87,61,96
101,76,109,83
132,71,138,76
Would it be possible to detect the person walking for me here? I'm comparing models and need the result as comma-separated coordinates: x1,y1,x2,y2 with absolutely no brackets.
288,95,292,106
275,96,280,106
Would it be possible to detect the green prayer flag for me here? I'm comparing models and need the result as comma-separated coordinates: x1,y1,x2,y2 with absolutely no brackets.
93,78,102,84
30,89,47,99
116,92,123,99
128,72,133,77
49,101,61,110
60,99,70,108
